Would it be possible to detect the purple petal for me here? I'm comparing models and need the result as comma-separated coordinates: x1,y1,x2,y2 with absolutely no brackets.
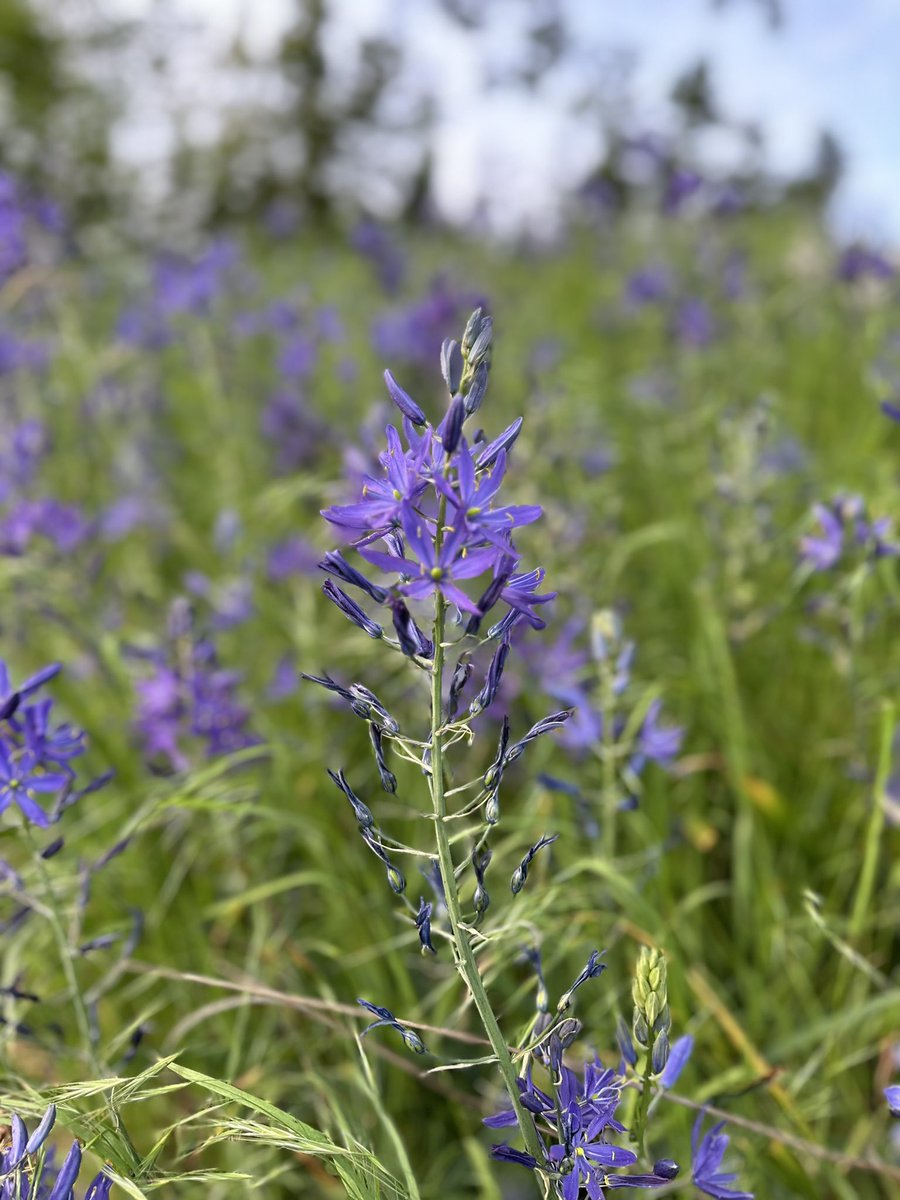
660,1034,694,1088
359,547,417,576
439,580,482,614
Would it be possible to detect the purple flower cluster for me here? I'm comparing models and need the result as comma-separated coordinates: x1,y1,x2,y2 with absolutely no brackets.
0,1103,112,1198
837,244,895,284
799,494,897,572
117,238,244,349
0,660,91,829
133,625,256,772
372,278,485,372
351,219,406,293
0,419,90,556
487,1052,681,1197
318,313,552,648
0,172,66,284
523,614,682,821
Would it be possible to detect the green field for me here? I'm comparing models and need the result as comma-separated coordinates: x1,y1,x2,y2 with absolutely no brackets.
0,198,898,1199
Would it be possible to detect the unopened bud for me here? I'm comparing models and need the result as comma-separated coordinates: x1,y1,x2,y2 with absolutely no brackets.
442,394,466,455
464,361,489,416
462,308,486,357
651,1030,670,1074
616,1015,637,1066
441,338,463,393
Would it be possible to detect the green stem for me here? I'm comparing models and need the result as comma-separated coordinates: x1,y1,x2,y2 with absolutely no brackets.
600,659,617,860
25,823,100,1073
836,698,894,1004
630,1038,655,1159
429,588,547,1171
25,824,142,1169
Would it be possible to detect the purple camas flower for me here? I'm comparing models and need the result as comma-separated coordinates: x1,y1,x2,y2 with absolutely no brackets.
691,1114,754,1199
133,629,256,771
0,660,93,827
837,244,895,283
351,218,406,293
800,494,898,571
372,277,484,370
322,424,429,537
153,237,241,316
277,332,318,379
310,308,716,1194
488,1052,680,1195
673,297,715,348
0,748,70,827
360,508,499,615
261,388,326,473
434,444,542,547
623,264,673,309
0,497,90,557
0,1105,112,1198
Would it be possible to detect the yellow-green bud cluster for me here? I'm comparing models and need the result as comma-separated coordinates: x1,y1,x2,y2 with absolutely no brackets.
632,946,670,1051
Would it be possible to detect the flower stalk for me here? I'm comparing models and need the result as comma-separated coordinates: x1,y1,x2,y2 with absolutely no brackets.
427,512,547,1171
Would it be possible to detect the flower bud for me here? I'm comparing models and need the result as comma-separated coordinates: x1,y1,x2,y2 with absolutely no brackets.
464,361,489,416
442,394,466,455
473,883,490,918
651,1029,670,1075
654,1159,680,1180
632,946,668,1048
590,608,620,663
462,308,486,357
469,317,493,366
632,1010,650,1048
25,1104,56,1155
616,1015,638,1066
384,369,426,426
440,338,463,393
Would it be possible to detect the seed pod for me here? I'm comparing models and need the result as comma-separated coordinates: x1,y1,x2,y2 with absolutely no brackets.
368,724,397,794
386,865,406,894
556,1017,582,1049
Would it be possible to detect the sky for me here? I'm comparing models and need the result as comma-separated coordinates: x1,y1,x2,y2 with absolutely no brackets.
109,0,900,241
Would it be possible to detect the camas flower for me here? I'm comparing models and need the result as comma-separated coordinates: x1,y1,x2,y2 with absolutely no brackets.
549,1133,638,1200
692,1114,754,1199
800,494,897,572
361,509,498,615
434,444,542,547
133,634,256,771
322,425,428,537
